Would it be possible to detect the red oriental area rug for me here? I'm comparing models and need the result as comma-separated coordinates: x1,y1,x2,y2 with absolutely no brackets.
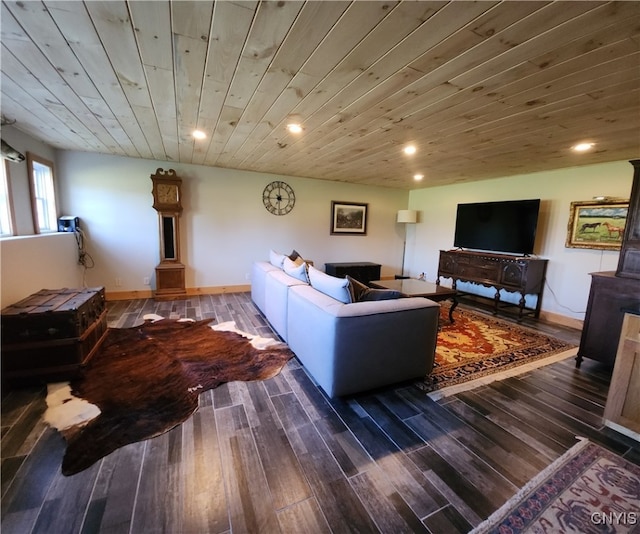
472,439,640,533
419,306,577,398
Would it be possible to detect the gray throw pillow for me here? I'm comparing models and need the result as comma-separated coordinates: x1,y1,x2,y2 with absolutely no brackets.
360,289,402,301
346,275,400,302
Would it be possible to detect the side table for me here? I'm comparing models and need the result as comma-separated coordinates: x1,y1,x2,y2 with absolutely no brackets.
325,262,381,284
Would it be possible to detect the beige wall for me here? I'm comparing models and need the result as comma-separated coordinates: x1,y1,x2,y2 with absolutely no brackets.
1,233,83,308
1,124,635,327
54,151,410,296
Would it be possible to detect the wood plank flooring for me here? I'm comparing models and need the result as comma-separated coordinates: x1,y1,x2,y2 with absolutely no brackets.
2,293,638,534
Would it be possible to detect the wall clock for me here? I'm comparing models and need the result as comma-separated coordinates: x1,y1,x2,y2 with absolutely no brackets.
263,181,295,215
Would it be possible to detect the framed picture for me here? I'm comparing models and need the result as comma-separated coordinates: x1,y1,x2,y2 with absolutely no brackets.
331,201,368,235
566,199,629,250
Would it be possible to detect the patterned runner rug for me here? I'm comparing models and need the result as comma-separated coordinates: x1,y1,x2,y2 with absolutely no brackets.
471,439,640,533
419,306,577,399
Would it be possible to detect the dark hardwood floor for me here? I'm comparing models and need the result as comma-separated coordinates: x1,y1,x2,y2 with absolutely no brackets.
2,293,638,534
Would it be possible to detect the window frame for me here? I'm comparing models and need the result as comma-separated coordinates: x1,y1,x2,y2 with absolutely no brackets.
0,159,16,237
27,152,58,234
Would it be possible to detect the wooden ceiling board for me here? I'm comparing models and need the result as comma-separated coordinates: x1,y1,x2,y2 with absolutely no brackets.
1,5,117,151
195,1,256,166
253,3,606,173
411,37,640,134
213,0,402,169
1,0,638,189
44,2,144,158
226,1,410,166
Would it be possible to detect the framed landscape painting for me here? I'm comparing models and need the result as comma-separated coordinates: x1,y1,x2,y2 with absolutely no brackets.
566,199,629,250
331,201,368,235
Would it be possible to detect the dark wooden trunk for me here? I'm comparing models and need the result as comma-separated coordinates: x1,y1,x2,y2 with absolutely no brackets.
1,287,107,385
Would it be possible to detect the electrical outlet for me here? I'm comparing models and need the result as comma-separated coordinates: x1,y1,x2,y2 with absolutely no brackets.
143,277,150,285
115,277,122,287
245,273,250,280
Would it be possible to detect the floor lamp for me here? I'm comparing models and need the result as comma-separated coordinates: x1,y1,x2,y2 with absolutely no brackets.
397,210,417,278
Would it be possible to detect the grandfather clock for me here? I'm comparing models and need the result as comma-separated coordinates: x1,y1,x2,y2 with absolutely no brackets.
151,168,187,300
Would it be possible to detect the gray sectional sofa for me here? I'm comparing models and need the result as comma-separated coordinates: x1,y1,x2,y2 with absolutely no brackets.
251,255,440,397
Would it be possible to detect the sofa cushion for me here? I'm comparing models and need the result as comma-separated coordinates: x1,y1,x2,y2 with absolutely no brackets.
308,265,351,304
283,257,309,283
347,275,401,302
269,249,287,269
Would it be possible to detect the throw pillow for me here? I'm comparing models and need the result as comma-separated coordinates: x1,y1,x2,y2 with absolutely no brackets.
360,288,402,301
346,275,401,302
283,257,309,283
308,265,352,304
269,249,287,269
287,250,305,267
346,275,369,303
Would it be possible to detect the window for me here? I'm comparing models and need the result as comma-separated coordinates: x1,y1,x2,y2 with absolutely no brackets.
27,152,58,233
0,160,15,236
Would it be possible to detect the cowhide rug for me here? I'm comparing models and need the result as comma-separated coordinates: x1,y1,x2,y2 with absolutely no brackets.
44,316,294,476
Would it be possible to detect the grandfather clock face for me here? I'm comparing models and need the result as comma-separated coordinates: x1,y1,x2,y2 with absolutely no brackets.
157,183,179,206
152,179,182,212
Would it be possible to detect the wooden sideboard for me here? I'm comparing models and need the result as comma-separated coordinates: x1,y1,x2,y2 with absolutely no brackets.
437,249,548,320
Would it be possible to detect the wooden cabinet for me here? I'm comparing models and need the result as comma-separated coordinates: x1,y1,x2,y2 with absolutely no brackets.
324,262,381,284
437,249,548,320
579,161,640,367
616,160,640,279
577,272,640,367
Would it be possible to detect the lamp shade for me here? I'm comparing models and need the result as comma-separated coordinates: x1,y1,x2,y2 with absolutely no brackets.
397,210,417,223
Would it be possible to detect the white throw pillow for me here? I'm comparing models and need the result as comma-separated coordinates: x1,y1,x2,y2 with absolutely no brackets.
283,257,309,283
269,249,287,269
308,265,352,304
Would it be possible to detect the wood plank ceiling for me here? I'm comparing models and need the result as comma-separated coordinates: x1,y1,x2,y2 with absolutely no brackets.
1,1,639,189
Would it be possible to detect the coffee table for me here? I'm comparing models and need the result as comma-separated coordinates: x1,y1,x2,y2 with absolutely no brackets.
370,279,458,323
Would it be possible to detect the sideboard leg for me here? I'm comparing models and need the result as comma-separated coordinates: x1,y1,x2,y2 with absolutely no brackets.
518,294,526,322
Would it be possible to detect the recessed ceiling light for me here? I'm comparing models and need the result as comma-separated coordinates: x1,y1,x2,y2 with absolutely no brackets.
403,145,417,155
413,174,424,181
192,130,207,140
572,142,595,152
286,123,303,134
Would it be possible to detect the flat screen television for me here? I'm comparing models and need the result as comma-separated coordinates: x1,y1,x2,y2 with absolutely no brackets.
453,199,541,255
